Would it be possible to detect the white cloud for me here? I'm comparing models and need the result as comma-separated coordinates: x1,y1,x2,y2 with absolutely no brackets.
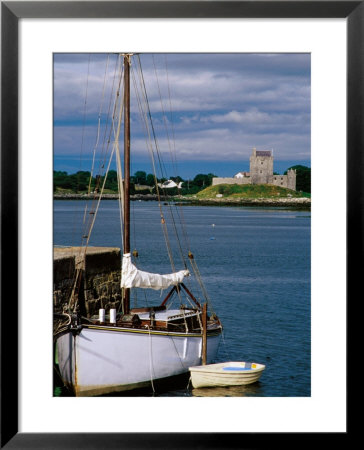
53,53,311,167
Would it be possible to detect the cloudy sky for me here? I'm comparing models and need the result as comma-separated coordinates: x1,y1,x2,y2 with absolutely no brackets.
53,53,310,178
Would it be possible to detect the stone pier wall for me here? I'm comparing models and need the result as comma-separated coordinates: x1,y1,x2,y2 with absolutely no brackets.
53,246,122,317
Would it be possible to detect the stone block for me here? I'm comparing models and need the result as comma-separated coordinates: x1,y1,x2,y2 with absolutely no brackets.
53,246,122,318
53,255,75,284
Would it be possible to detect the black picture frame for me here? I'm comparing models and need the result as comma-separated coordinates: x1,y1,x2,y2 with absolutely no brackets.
1,1,355,448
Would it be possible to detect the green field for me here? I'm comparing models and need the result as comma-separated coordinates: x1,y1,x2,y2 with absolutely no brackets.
195,184,310,199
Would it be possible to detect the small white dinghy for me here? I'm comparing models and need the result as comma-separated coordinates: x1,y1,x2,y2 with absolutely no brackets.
189,361,265,388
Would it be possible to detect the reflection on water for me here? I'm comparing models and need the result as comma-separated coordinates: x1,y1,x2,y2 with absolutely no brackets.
191,382,264,397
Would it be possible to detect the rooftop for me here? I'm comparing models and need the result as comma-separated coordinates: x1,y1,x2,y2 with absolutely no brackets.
256,150,272,157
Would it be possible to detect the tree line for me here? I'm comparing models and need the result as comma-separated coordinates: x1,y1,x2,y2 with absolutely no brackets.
53,170,218,195
54,165,310,195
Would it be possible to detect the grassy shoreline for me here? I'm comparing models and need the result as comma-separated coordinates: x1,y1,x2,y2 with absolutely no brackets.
54,184,310,209
54,193,311,209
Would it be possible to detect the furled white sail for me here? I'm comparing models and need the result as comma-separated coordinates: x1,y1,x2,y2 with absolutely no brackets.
121,253,189,290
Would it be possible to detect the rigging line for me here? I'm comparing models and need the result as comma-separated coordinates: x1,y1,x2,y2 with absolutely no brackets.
134,57,195,298
164,55,178,169
85,144,117,250
162,56,185,197
151,55,189,269
77,55,121,247
112,71,125,248
99,55,123,179
68,145,118,311
170,335,189,371
170,201,191,259
68,57,124,311
131,64,160,197
142,61,191,285
161,55,192,262
189,258,214,313
81,57,124,243
135,56,170,187
130,175,137,253
83,54,111,232
96,54,122,179
132,58,160,180
181,308,188,333
140,60,187,266
72,54,94,291
68,267,82,313
101,55,124,172
83,63,124,251
130,64,170,260
79,64,124,268
155,55,182,188
163,196,188,269
128,149,138,254
78,55,93,235
159,58,193,252
115,144,124,248
133,57,208,311
88,54,111,195
81,60,125,311
137,55,183,271
132,58,176,271
100,54,121,166
68,54,92,262
77,54,91,175
129,66,156,257
143,58,176,186
164,210,203,303
152,55,174,166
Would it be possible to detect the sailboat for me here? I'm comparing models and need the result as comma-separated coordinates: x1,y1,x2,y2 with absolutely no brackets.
54,54,222,396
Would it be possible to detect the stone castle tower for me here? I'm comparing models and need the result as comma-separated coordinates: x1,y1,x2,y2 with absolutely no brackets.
212,148,297,190
250,148,274,184
250,148,296,190
285,169,296,190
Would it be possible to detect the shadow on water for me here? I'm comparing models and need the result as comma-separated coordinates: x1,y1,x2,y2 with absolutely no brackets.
53,368,192,397
54,367,264,397
101,373,192,397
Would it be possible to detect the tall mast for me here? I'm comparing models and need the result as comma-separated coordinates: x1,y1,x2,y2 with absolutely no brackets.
123,54,131,315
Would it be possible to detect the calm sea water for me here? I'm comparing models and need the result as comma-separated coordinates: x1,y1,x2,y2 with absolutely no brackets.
54,200,311,397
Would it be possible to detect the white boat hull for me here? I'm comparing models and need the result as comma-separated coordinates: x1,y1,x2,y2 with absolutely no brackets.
56,325,221,396
189,361,265,388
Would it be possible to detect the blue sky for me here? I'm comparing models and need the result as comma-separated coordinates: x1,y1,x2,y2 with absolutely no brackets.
53,53,310,179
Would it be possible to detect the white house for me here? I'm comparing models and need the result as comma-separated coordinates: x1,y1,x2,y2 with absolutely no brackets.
234,171,250,179
158,180,183,189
